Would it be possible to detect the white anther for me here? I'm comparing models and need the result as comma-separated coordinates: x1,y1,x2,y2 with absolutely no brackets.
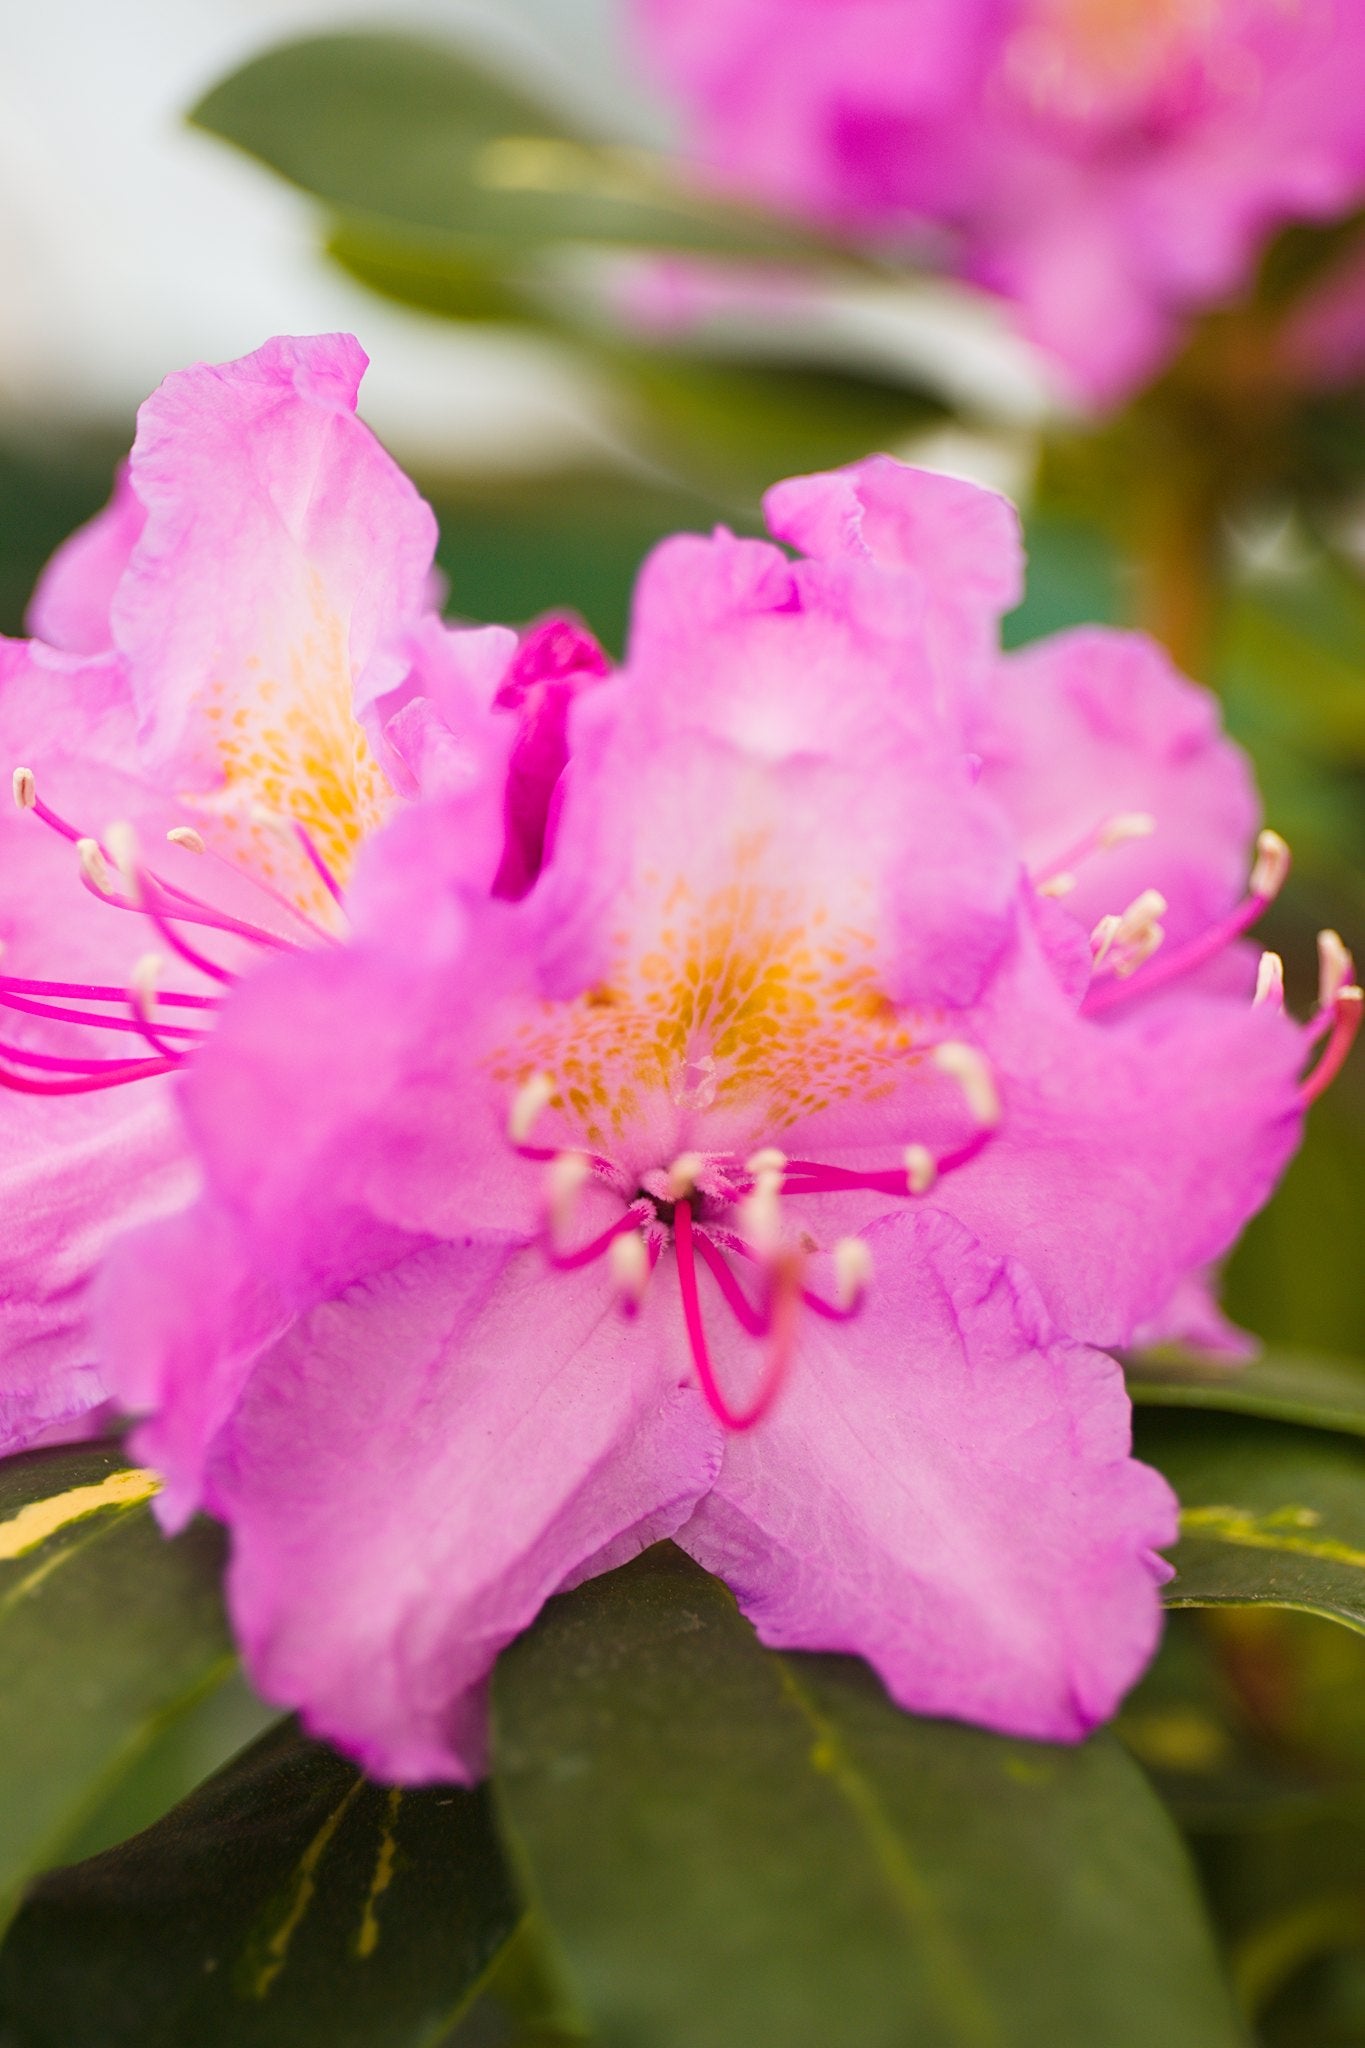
129,953,162,1009
904,1143,937,1194
508,1072,555,1145
12,766,35,811
667,1152,706,1201
1253,951,1285,1009
1105,888,1167,977
104,820,137,884
834,1237,873,1309
1089,913,1121,967
1251,829,1290,900
1036,872,1076,898
545,1151,589,1234
744,1147,787,1176
1098,811,1156,849
932,1042,1001,1128
76,837,112,894
1318,930,1354,1011
166,825,206,855
609,1229,650,1306
738,1163,784,1253
1112,920,1165,977
1113,888,1168,943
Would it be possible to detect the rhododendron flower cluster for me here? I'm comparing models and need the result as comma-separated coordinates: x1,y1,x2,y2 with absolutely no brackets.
0,341,1341,1782
633,0,1365,404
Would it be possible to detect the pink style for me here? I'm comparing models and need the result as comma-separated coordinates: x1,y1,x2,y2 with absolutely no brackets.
0,333,599,1452
634,0,1365,404
18,354,1340,1781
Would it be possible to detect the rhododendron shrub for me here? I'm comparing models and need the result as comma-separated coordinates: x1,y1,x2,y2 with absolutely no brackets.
33,384,1344,1780
633,0,1365,404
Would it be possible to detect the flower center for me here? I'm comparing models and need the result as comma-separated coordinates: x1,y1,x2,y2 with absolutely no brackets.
506,1055,1001,1431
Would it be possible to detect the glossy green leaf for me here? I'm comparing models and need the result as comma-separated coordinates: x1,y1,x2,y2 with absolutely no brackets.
0,1441,233,1927
1128,1348,1365,1439
1139,1412,1365,1631
493,1544,1245,2048
192,35,835,263
0,1720,522,2048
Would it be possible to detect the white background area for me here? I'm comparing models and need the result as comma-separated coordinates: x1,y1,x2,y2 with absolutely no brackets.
0,0,1049,473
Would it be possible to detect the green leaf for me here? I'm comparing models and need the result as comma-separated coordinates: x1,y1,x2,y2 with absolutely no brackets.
0,1720,522,2048
1116,1611,1335,1829
493,1544,1245,2048
422,467,746,654
1128,1348,1365,1439
0,1441,233,1927
192,34,835,263
327,221,542,327
607,347,945,506
1139,1412,1365,1631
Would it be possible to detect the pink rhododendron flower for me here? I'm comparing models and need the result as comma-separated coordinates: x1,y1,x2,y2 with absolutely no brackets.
91,449,1358,1783
633,0,1365,404
0,332,592,1451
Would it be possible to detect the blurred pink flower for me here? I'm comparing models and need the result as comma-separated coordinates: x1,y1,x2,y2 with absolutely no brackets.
95,452,1354,1782
634,0,1365,404
0,333,585,1451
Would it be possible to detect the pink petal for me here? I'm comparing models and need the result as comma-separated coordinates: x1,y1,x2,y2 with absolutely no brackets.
0,638,196,1447
26,464,146,657
99,1201,293,1529
204,1243,720,1780
113,334,438,908
677,1207,1175,1741
976,626,1258,950
942,942,1308,1348
764,455,1024,679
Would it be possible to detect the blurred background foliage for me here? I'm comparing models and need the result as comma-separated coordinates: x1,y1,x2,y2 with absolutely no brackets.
0,11,1363,2044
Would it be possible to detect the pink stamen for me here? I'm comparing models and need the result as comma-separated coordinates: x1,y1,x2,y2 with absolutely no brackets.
1083,893,1270,1016
136,893,237,987
176,847,338,950
126,995,186,1064
0,975,216,1011
781,1161,916,1197
0,1053,178,1095
1033,810,1155,888
0,989,206,1041
1083,833,1289,1017
1303,988,1363,1104
98,874,301,955
0,1037,150,1075
293,823,347,910
780,1125,993,1197
514,1140,632,1200
28,793,84,846
548,1202,653,1271
675,1200,793,1431
692,1231,770,1337
801,1284,864,1324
